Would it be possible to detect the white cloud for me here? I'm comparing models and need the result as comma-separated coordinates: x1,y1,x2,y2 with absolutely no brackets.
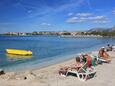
67,13,74,16
71,17,78,20
41,22,52,26
80,17,88,20
88,16,106,20
66,14,109,24
89,16,106,21
79,16,106,21
66,17,86,23
88,16,109,23
76,13,92,17
93,20,110,23
66,11,110,24
66,17,83,23
112,10,115,14
67,12,92,17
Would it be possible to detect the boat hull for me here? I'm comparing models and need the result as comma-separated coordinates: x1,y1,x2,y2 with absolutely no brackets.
6,49,32,56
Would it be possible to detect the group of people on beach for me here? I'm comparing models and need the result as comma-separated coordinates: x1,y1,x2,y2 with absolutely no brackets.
59,44,114,80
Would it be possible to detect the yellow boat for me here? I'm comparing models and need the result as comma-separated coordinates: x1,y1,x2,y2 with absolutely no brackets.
6,49,32,56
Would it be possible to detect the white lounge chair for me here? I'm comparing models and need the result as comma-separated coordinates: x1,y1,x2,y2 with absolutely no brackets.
66,62,96,81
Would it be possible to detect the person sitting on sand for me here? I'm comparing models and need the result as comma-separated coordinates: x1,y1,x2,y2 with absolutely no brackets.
80,54,97,67
106,44,112,51
98,47,111,63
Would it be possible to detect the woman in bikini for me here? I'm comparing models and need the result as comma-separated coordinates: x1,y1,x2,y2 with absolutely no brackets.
59,57,84,76
98,47,111,63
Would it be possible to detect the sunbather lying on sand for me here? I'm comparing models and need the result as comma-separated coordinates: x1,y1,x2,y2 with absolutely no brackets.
70,57,84,70
98,47,111,63
59,57,84,76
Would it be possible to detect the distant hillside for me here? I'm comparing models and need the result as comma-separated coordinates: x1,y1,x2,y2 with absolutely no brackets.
88,28,106,32
87,26,115,37
88,26,115,32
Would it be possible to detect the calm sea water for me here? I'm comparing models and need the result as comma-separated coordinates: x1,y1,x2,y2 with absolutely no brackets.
0,36,115,71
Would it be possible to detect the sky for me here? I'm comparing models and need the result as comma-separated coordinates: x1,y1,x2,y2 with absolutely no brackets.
0,0,115,33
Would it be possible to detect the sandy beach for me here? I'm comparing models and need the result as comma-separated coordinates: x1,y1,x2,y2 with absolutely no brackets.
0,51,115,86
0,0,115,85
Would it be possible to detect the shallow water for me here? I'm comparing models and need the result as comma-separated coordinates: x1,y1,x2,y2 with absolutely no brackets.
0,36,115,71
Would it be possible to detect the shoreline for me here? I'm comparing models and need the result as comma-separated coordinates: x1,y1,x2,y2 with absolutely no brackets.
0,50,115,86
3,41,107,72
2,48,98,72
